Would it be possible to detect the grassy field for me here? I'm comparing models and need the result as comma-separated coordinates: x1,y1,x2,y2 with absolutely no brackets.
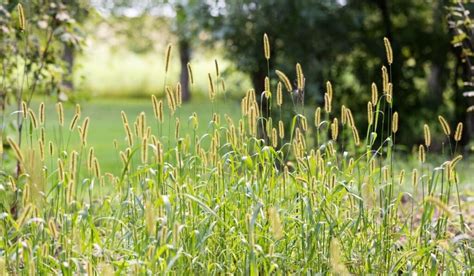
24,97,241,174
1,33,473,274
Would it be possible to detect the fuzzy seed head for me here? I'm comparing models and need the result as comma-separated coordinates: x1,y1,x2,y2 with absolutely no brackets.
383,37,393,65
438,115,451,136
454,122,463,142
275,70,292,92
423,124,431,147
263,33,270,60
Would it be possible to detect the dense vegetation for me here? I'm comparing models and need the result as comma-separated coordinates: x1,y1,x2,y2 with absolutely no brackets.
1,32,473,273
0,1,472,275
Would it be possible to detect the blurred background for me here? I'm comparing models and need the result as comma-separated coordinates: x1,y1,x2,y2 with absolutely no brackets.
1,0,473,169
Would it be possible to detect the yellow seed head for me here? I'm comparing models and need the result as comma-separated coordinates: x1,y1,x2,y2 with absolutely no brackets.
93,157,101,178
418,144,426,163
367,102,373,125
424,124,431,147
124,124,133,147
314,107,321,127
383,37,393,65
352,126,360,146
326,81,333,101
263,33,270,60
392,112,398,133
57,159,65,182
341,105,347,125
278,120,284,139
175,118,180,139
271,128,278,147
27,109,38,129
87,147,95,171
165,43,172,73
208,73,215,101
454,122,463,142
17,3,26,31
56,102,64,126
141,137,148,164
175,82,182,106
38,139,44,161
438,115,451,136
276,82,283,106
214,59,220,77
165,85,176,114
7,137,23,163
296,63,304,91
331,118,339,141
48,141,54,156
399,169,405,185
264,76,270,94
450,155,463,169
39,102,45,125
268,207,283,239
69,113,80,131
275,70,292,92
382,66,389,94
371,82,378,104
301,116,308,132
80,117,90,146
187,62,194,85
324,93,332,113
151,95,159,119
412,169,418,187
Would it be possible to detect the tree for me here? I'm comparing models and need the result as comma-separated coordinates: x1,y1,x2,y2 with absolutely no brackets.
93,0,208,102
204,0,462,146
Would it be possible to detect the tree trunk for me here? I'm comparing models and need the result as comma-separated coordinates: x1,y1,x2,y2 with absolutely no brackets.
179,39,191,102
62,43,75,92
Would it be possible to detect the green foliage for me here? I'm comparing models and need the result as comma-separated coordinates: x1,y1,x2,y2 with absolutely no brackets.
0,35,472,274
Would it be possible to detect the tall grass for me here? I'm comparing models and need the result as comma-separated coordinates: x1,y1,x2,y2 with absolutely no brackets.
0,36,472,275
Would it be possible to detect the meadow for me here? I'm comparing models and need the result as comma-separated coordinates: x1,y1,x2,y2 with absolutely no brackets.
1,34,473,275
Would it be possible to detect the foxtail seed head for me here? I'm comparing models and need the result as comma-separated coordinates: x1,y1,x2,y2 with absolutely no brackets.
331,118,339,141
324,93,332,113
352,126,360,146
392,112,398,133
418,145,425,163
7,137,23,163
39,102,45,125
165,43,172,73
382,66,389,94
275,70,292,92
296,63,304,91
454,122,463,142
17,3,26,31
214,59,220,77
438,115,451,136
314,107,321,128
175,82,182,107
278,120,284,139
412,169,418,187
263,33,270,60
326,81,333,101
277,82,283,106
367,102,373,125
371,83,378,104
187,62,194,85
423,124,431,147
80,117,90,146
56,102,64,126
383,37,393,65
208,73,215,101
27,109,38,129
